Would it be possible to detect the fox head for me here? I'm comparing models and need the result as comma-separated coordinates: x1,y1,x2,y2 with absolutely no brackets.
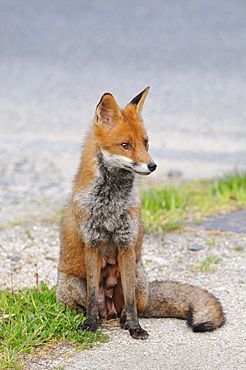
93,87,157,175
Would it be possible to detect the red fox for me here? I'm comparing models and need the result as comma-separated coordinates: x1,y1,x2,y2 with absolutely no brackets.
57,87,225,339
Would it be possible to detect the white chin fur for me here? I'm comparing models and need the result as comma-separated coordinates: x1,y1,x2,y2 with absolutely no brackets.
101,149,151,175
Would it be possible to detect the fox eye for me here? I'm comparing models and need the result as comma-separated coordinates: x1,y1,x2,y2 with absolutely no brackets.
144,140,149,149
121,143,132,150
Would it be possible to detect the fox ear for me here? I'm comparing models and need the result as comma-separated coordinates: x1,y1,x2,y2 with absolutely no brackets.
95,93,122,128
127,86,150,114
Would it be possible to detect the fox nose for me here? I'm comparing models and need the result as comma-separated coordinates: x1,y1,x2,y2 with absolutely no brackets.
148,162,157,172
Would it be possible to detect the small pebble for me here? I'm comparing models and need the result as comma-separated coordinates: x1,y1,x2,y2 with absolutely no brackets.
8,256,21,262
187,244,203,251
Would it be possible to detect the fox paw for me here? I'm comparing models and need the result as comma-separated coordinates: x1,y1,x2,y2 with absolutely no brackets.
77,319,98,333
129,328,149,340
120,314,128,330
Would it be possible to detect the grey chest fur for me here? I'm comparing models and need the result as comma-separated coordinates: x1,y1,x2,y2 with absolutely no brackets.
77,160,140,250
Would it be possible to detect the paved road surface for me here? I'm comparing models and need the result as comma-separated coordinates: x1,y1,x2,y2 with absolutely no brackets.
1,0,246,181
189,209,246,233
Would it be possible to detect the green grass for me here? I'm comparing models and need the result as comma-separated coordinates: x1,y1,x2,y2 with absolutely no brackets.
189,256,222,271
141,171,246,232
206,239,216,246
0,282,107,369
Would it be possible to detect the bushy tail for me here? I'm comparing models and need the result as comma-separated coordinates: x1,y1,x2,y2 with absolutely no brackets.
141,281,225,332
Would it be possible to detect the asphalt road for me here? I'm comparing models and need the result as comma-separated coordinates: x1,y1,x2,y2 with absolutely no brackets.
1,0,246,182
189,209,246,233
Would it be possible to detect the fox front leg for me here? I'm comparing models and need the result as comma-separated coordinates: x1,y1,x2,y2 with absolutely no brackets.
118,248,149,339
78,246,101,333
